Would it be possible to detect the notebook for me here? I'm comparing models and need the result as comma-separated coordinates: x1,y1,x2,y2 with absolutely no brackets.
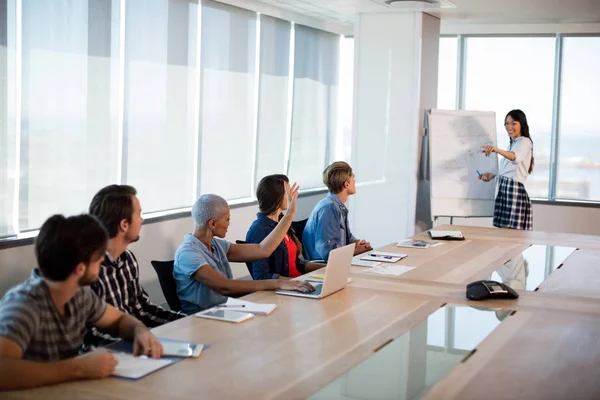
428,230,465,240
360,251,408,263
217,297,277,315
351,256,381,267
110,352,174,380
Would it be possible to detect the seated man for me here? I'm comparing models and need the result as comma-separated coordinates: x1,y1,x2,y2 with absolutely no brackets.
303,161,372,261
89,185,185,342
0,214,162,390
174,185,315,314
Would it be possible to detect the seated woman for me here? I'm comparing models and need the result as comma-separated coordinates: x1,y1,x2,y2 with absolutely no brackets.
246,175,323,280
173,185,315,314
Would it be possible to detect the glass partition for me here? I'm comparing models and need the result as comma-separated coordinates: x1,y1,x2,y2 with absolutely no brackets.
309,304,513,400
490,245,576,291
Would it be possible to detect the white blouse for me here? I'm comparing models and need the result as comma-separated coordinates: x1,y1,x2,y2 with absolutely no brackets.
498,136,533,184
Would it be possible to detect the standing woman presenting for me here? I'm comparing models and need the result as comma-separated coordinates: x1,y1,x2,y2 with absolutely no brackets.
480,109,534,230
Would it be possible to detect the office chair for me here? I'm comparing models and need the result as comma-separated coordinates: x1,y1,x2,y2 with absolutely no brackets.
150,260,182,312
235,240,255,278
291,218,309,259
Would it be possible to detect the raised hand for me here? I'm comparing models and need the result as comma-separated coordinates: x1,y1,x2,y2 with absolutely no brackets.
285,182,300,218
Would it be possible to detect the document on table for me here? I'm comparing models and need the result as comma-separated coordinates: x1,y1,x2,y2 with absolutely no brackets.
362,265,416,276
351,256,381,267
360,251,408,263
218,297,277,315
111,352,174,380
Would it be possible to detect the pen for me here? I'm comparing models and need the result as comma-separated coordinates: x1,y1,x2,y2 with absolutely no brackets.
370,254,392,259
476,169,482,177
218,304,246,308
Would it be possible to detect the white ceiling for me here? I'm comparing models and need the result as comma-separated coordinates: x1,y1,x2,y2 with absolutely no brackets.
255,0,600,27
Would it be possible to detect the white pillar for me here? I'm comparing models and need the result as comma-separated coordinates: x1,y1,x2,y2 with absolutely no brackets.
350,12,439,246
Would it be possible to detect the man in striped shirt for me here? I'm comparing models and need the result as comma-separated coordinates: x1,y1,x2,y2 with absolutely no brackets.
88,185,184,342
0,214,163,390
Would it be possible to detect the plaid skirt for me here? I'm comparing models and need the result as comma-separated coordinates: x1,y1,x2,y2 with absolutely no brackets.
493,175,533,231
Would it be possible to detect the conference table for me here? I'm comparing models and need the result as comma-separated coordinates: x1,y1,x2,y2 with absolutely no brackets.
5,225,600,399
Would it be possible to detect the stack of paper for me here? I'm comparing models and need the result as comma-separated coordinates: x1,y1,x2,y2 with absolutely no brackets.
351,256,381,267
219,297,277,315
110,352,174,380
362,265,416,276
360,251,408,263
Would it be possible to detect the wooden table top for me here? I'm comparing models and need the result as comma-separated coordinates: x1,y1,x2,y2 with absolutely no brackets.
5,225,600,399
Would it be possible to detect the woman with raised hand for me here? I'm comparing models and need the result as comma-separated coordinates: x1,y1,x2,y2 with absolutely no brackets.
246,175,322,280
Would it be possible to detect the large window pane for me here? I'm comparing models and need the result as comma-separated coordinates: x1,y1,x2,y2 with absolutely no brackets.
20,0,120,230
288,25,339,189
124,0,197,212
437,36,457,110
254,14,290,184
199,0,256,200
1,0,16,237
557,37,600,201
464,37,555,199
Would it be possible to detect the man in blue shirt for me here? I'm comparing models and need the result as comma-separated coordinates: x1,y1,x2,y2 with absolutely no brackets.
303,161,372,261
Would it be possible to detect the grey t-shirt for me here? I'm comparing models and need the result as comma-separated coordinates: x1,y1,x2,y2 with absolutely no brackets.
174,234,232,314
0,269,107,361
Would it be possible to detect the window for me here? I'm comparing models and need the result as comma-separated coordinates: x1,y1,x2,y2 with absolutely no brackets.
124,0,198,212
464,37,556,199
19,0,120,230
437,36,457,110
288,25,340,189
557,37,600,201
199,0,257,200
0,1,349,240
254,15,290,185
0,0,16,238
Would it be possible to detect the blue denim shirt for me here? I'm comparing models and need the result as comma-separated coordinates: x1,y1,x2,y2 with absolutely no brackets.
246,213,307,280
303,193,358,261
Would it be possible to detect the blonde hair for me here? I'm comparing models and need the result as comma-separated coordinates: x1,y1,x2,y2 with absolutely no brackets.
323,161,353,194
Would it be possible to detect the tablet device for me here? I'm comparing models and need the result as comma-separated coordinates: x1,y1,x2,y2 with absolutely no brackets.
195,308,254,323
161,340,204,358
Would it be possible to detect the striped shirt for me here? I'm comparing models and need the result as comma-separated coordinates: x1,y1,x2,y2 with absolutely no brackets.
91,250,185,330
0,269,106,361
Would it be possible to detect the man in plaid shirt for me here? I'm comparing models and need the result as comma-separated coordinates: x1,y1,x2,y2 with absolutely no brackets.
88,185,184,341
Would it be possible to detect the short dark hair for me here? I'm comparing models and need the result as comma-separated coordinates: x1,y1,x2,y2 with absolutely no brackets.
35,214,108,281
89,185,137,238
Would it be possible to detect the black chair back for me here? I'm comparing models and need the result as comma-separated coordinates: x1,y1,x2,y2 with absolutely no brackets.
235,240,254,278
150,260,182,312
291,218,309,259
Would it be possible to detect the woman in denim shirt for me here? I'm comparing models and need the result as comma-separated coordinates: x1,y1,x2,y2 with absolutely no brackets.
246,175,322,280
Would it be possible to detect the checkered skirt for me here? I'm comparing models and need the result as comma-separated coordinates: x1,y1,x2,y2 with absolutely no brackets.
493,175,533,231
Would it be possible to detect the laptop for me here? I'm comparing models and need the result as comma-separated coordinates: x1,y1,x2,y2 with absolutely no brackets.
276,243,355,299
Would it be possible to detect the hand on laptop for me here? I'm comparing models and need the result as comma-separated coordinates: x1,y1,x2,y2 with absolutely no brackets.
354,240,372,255
278,280,315,293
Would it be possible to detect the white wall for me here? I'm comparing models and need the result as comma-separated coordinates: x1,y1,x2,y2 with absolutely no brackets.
350,12,440,247
0,193,325,301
